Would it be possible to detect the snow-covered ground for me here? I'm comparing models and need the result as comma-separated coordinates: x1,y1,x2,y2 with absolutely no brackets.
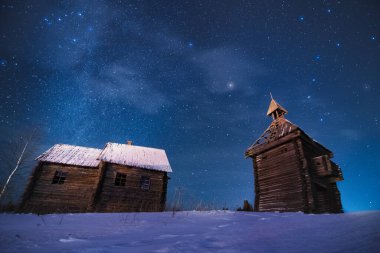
0,211,379,253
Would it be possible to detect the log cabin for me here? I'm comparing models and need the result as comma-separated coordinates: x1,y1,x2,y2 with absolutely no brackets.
21,141,172,214
245,97,343,213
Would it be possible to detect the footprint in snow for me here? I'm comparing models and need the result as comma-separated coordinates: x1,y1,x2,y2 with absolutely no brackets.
59,236,86,243
243,213,261,217
157,234,179,239
154,247,170,253
183,234,196,237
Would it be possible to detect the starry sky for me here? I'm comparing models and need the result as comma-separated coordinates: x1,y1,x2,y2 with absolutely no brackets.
0,0,379,211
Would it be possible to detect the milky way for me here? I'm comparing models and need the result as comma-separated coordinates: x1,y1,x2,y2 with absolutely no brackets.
0,1,379,211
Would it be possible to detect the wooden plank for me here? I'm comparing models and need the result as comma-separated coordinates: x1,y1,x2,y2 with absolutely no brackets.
21,161,169,214
21,162,100,213
95,163,167,212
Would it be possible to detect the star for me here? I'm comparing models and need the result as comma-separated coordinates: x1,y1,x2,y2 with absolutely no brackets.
336,42,341,47
299,16,305,21
363,83,370,91
227,81,235,90
187,42,193,48
43,17,52,25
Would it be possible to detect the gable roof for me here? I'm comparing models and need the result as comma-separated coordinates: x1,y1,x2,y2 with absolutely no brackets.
246,117,299,156
98,142,172,173
245,117,333,157
247,97,333,157
37,144,102,167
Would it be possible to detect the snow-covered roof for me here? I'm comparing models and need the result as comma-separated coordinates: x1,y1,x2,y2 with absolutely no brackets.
37,144,102,167
98,142,172,173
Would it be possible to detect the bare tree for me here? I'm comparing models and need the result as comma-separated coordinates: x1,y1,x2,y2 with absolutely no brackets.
171,187,183,217
0,127,41,204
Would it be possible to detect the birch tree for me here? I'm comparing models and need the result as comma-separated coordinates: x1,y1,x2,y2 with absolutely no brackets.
0,128,40,203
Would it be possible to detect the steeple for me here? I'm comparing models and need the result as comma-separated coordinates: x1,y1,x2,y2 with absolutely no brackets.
266,94,288,120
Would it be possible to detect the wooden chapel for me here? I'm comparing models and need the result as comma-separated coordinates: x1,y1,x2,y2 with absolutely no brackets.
245,96,343,213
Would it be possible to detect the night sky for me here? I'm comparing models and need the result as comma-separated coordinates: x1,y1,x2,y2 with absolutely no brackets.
1,1,379,211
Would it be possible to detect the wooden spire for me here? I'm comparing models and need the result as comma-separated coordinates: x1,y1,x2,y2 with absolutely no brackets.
266,95,288,120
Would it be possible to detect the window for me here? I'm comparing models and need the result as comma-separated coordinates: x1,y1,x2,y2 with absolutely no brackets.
52,171,67,184
140,176,150,190
115,172,126,186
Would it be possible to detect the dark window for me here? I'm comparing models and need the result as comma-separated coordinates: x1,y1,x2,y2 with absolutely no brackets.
115,172,126,186
52,171,67,184
140,176,150,190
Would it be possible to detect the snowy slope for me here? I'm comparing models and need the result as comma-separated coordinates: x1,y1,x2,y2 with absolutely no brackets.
0,211,379,253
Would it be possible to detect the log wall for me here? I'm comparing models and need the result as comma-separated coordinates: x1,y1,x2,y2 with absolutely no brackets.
301,140,343,213
294,139,314,212
21,162,99,213
94,163,167,212
254,140,305,212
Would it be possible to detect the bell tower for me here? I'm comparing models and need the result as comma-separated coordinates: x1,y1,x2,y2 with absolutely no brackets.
267,93,288,120
245,96,343,213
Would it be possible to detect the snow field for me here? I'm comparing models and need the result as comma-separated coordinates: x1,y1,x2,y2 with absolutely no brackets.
0,210,379,253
